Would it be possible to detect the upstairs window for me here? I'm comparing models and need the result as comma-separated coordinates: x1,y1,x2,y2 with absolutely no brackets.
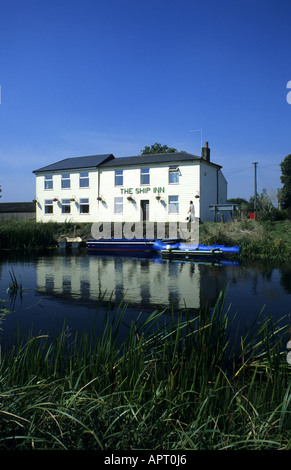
169,195,179,213
79,198,89,214
169,166,179,184
79,171,89,188
115,170,123,186
61,173,71,189
141,168,150,185
61,199,71,214
44,174,53,190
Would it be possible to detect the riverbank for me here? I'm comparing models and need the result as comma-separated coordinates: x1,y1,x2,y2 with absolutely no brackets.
0,290,290,450
0,219,291,260
199,219,291,260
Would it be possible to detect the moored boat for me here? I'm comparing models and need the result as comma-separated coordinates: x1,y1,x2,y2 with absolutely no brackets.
86,238,182,254
153,240,240,260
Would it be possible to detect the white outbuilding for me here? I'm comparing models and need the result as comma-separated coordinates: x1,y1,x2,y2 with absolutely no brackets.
33,143,228,224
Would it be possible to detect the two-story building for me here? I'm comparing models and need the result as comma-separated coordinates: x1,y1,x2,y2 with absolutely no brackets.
33,143,227,223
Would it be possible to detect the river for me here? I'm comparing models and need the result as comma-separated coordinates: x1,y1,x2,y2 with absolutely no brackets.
0,249,290,349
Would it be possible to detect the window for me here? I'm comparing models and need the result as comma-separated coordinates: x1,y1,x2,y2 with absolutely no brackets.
44,199,53,214
169,195,179,213
114,197,123,214
44,174,53,190
79,171,89,188
79,198,89,214
61,173,71,189
169,166,179,184
115,170,123,186
61,199,71,214
141,168,150,185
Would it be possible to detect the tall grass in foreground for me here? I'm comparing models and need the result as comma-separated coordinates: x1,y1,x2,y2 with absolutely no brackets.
0,290,290,450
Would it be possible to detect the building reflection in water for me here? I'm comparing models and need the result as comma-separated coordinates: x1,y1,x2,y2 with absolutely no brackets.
36,253,234,313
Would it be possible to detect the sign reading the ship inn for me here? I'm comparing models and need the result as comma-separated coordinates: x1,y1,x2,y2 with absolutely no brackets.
120,187,165,195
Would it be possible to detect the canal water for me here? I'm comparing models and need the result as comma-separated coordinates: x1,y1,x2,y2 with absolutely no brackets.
0,249,291,349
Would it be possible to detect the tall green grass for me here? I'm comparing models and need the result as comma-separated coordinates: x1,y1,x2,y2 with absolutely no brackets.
200,219,291,260
0,220,92,251
0,290,290,450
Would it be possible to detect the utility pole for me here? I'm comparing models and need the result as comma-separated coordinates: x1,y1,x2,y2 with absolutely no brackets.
252,162,258,220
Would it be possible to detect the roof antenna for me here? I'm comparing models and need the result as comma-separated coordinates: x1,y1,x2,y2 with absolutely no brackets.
189,128,203,149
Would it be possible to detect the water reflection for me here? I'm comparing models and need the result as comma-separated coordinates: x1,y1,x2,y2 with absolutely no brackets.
0,251,291,349
36,253,234,312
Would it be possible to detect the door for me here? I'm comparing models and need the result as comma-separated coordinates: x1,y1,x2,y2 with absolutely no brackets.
140,200,149,222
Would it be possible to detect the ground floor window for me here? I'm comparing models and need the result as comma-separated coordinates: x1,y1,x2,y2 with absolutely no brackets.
168,195,179,213
44,199,53,214
114,197,123,214
61,199,71,214
79,198,89,214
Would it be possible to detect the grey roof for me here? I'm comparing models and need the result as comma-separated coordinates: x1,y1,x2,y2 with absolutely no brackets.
33,154,114,173
100,151,222,168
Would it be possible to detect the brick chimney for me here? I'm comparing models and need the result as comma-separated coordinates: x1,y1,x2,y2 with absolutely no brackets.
201,141,210,162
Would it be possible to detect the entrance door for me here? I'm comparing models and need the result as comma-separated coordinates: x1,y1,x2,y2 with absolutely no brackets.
140,200,149,222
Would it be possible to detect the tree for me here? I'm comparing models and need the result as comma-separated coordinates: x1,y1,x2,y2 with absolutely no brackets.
280,154,291,212
140,143,177,155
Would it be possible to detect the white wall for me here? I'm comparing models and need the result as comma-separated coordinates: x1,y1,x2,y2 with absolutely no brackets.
36,169,99,223
98,162,201,223
199,163,227,222
35,160,227,223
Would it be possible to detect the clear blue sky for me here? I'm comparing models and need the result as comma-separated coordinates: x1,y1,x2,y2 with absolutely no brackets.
1,0,291,203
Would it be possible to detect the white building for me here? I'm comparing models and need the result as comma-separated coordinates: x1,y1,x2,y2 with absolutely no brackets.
33,143,227,224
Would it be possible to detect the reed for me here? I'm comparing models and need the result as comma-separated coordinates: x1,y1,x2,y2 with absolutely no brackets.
0,290,290,450
199,219,291,260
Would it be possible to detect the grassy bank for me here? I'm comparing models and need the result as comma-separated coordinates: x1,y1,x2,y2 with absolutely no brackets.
0,220,92,251
0,291,290,450
200,219,291,261
1,219,291,260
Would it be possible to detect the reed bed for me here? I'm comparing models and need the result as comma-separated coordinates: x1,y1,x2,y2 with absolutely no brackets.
199,219,291,260
0,291,290,450
1,219,291,260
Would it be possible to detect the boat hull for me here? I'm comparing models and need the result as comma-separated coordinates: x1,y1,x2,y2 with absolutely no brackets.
153,240,240,259
87,238,156,253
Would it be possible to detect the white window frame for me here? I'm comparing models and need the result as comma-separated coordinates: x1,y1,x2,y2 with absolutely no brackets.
169,166,180,184
115,170,123,186
61,173,71,189
79,171,89,188
61,199,71,214
114,197,123,214
44,174,53,190
141,168,150,185
44,199,53,214
79,198,89,214
168,195,179,213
